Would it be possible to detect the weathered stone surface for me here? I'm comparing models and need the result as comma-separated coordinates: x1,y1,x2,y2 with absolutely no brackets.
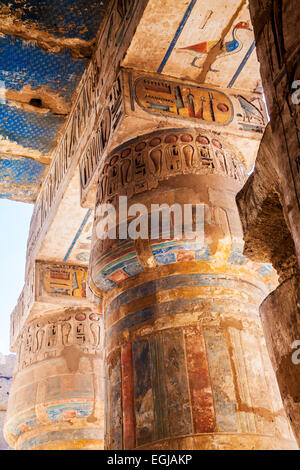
249,0,300,267
260,275,300,446
89,129,296,450
236,1,300,442
4,0,299,451
237,123,300,283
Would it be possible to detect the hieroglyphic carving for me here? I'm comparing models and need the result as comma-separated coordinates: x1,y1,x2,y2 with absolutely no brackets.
95,130,247,206
134,76,234,125
10,262,91,351
127,72,268,136
16,311,102,372
26,0,145,266
79,77,123,191
10,267,35,350
39,263,87,299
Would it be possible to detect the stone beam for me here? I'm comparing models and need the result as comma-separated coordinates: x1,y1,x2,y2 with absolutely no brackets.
249,0,300,266
79,68,268,208
25,0,148,276
87,126,296,449
10,261,96,352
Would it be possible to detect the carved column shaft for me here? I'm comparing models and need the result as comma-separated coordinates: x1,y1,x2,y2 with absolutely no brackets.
4,309,104,450
89,129,296,450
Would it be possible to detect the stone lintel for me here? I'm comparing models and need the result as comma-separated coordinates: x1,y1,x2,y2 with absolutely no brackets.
80,68,268,208
10,261,94,352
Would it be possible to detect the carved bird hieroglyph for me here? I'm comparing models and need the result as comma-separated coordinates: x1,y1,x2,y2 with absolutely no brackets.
180,21,252,69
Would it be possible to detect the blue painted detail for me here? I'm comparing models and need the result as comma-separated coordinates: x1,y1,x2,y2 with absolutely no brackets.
121,261,143,277
0,36,87,99
157,0,197,73
94,255,144,290
63,209,92,262
107,273,245,317
227,40,256,88
228,243,247,265
152,246,178,256
0,0,110,41
0,154,46,202
154,252,177,265
102,256,140,276
152,241,203,252
152,244,191,265
195,245,211,261
0,102,65,154
257,264,273,277
94,272,116,291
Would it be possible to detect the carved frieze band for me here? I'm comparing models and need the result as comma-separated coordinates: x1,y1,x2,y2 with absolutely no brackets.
127,72,267,133
93,129,247,206
26,0,145,265
16,310,102,372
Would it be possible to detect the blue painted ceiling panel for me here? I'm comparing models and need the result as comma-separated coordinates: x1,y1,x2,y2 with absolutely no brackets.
0,0,111,202
0,102,65,154
0,154,46,202
1,0,110,40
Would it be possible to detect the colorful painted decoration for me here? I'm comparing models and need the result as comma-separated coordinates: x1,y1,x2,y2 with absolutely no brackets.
180,21,252,69
42,265,87,298
235,94,266,133
134,77,233,125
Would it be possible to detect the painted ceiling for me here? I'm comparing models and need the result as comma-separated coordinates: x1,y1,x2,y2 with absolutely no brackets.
0,0,110,203
123,0,262,92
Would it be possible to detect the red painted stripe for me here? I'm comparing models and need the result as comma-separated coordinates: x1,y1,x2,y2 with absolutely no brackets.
184,325,216,433
121,343,136,449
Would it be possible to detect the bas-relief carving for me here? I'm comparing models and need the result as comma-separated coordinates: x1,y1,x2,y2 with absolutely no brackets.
95,130,247,207
26,0,143,265
79,77,123,193
16,311,102,372
39,264,87,299
134,76,234,125
128,73,267,133
10,263,90,352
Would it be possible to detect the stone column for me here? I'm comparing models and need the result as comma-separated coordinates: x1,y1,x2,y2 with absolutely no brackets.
89,128,296,450
249,0,300,265
4,308,104,450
